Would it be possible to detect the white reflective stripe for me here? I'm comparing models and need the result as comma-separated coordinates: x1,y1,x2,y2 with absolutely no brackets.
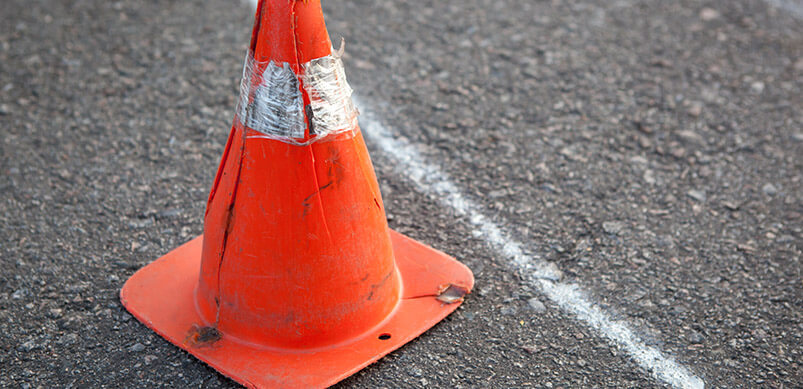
236,53,306,139
301,52,359,138
250,61,306,139
234,48,359,145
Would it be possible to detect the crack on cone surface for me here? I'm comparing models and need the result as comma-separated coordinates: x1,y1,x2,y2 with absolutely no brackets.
366,270,393,301
212,127,246,324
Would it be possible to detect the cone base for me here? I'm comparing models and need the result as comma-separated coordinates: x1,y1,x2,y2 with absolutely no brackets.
120,230,474,388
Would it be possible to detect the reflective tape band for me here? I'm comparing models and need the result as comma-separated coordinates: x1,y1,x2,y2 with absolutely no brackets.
301,52,358,138
238,58,307,139
235,45,359,145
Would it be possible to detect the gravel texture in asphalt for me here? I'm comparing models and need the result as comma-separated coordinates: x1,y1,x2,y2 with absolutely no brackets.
1,0,801,387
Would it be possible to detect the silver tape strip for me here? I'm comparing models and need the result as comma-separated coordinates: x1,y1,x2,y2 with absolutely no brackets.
301,52,359,138
237,55,306,139
235,47,359,145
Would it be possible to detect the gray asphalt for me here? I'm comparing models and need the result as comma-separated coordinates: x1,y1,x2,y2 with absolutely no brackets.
1,0,801,388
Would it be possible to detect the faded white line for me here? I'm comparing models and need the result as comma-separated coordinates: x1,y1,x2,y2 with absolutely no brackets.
243,0,703,387
355,99,704,389
764,0,803,19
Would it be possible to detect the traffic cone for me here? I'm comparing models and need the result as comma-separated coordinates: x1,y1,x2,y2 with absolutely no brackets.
120,0,474,387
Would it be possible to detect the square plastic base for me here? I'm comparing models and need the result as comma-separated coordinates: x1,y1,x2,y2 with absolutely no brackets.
120,230,473,388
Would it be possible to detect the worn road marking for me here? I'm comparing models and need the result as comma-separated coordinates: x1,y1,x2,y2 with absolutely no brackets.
764,0,803,19
241,0,703,387
355,98,705,389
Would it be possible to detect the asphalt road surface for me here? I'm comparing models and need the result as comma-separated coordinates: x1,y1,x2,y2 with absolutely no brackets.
1,0,801,387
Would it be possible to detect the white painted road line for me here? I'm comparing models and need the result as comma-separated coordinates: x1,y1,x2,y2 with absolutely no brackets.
243,0,704,387
354,98,705,389
764,0,803,19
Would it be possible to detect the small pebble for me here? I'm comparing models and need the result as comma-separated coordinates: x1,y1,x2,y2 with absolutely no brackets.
489,189,506,198
689,330,705,344
12,289,26,299
157,208,182,219
643,170,656,185
602,221,625,235
58,333,79,346
129,343,146,352
534,262,563,281
687,189,706,202
18,340,38,352
528,298,546,313
501,306,517,316
700,8,720,21
687,104,703,117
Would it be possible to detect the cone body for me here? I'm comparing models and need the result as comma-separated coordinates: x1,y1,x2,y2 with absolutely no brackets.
194,0,402,349
121,1,473,387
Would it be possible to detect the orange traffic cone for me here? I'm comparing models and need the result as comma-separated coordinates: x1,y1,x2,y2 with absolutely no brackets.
120,1,473,387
